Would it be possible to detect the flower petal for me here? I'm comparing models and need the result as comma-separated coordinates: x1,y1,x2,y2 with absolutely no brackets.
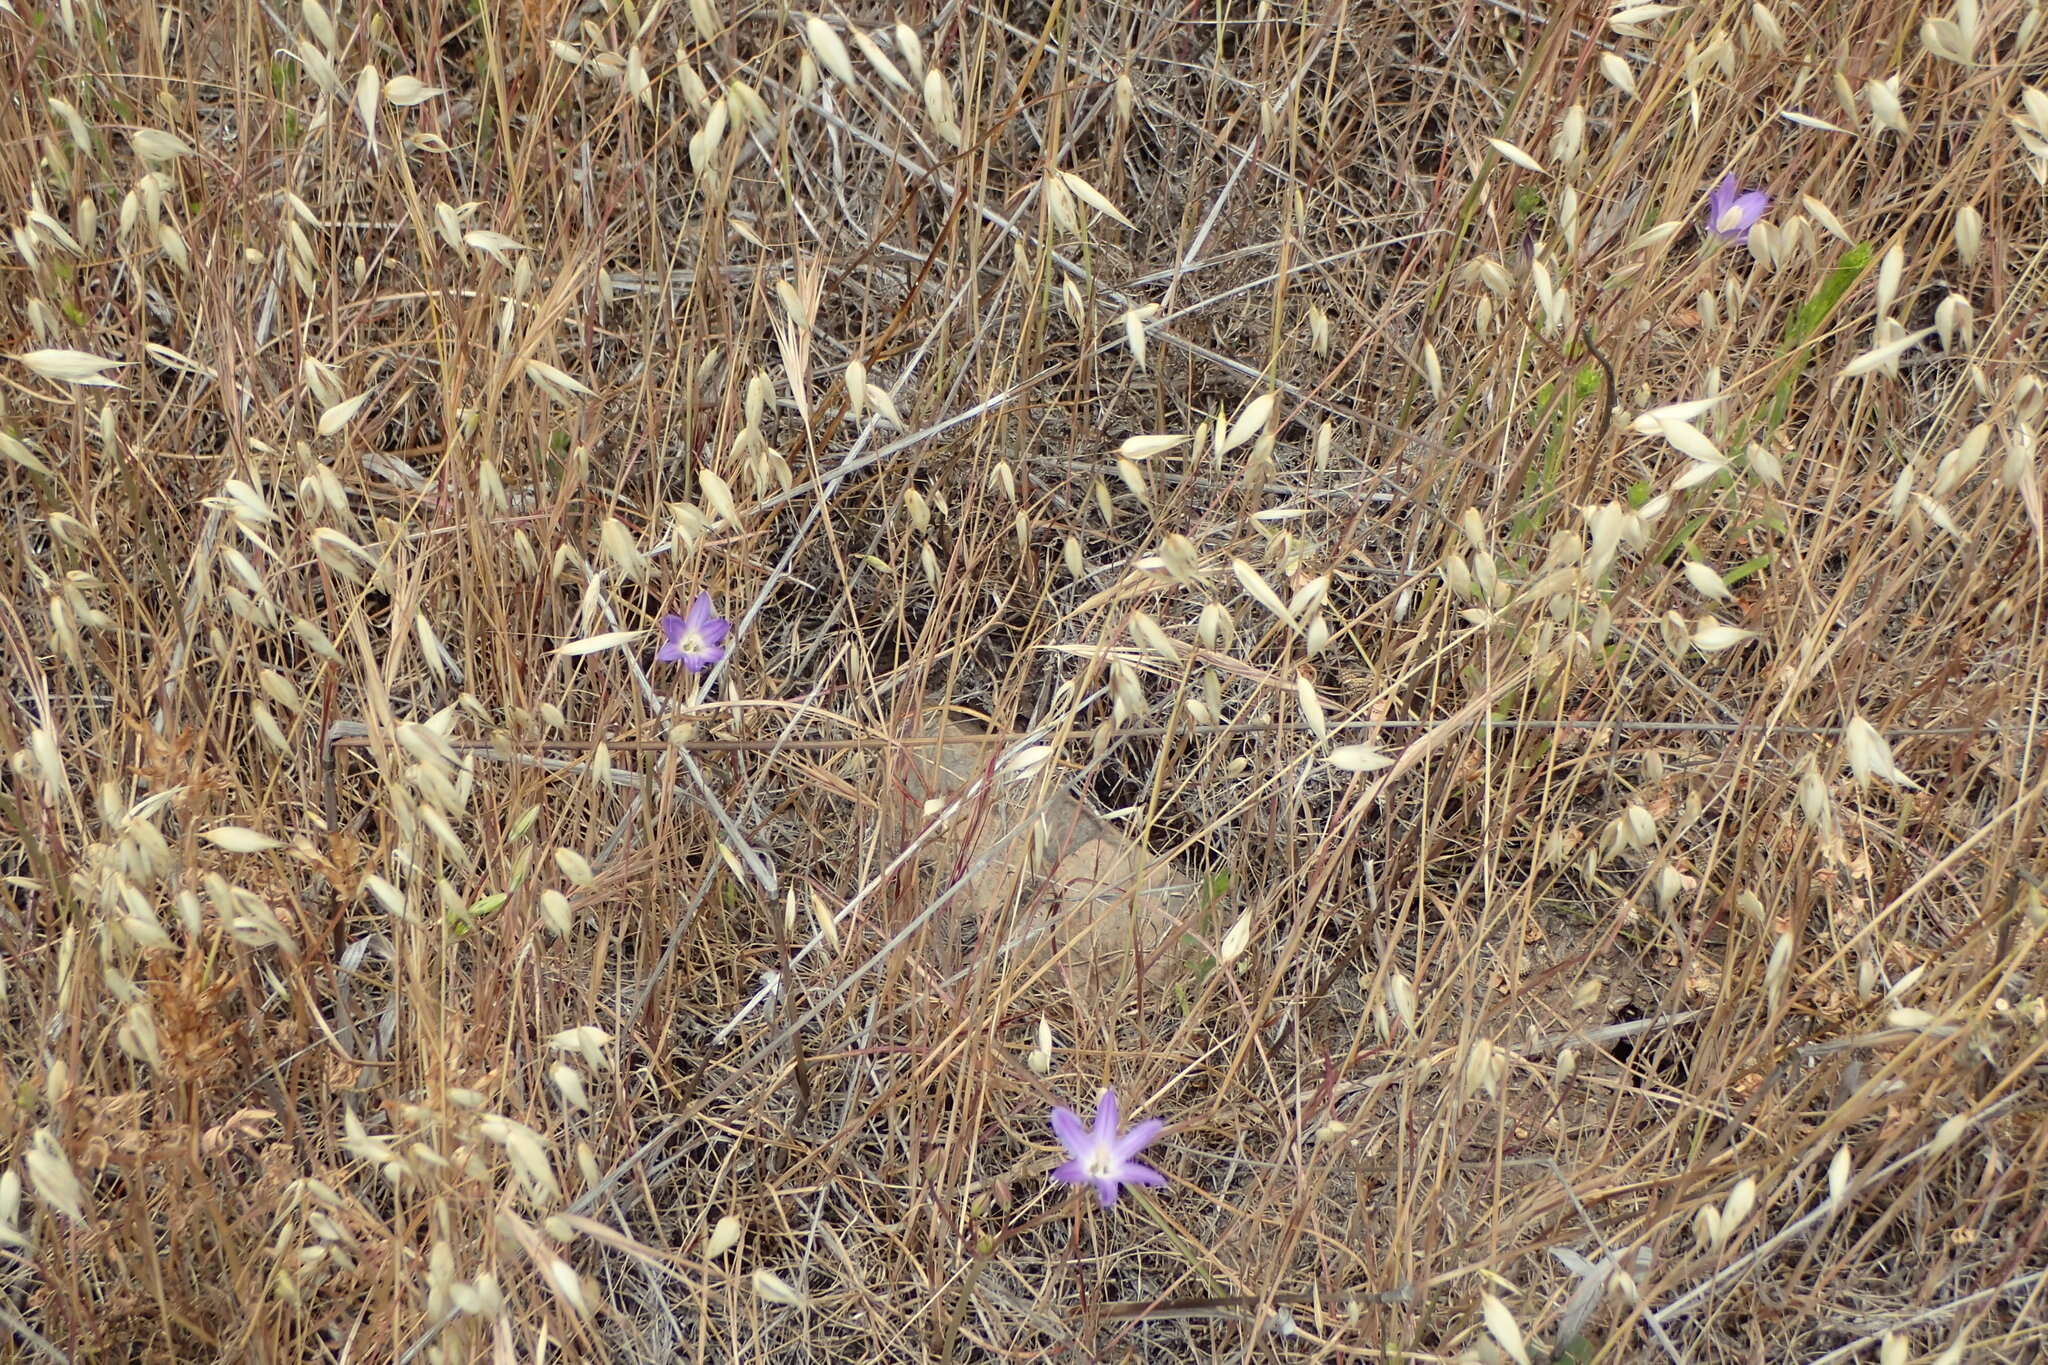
655,615,688,662
1705,176,1729,223
1092,1175,1121,1208
1050,1107,1088,1157
1093,1088,1120,1141
697,614,732,648
1051,1158,1088,1186
1116,1158,1166,1189
1113,1118,1164,1160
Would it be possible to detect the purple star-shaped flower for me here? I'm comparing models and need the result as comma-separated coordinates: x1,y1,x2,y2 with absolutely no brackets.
1050,1088,1166,1209
656,592,731,672
1705,172,1770,244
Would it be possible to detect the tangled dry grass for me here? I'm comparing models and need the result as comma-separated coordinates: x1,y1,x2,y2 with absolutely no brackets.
3,0,2047,1360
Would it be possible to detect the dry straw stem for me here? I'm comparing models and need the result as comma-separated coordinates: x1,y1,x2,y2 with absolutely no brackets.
2,0,2047,1361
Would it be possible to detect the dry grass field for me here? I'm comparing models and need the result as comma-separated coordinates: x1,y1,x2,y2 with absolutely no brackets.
2,0,2047,1360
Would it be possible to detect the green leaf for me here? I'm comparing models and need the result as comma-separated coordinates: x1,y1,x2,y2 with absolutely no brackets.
1763,242,1875,431
1721,553,1772,589
1784,242,1875,351
1547,1333,1598,1365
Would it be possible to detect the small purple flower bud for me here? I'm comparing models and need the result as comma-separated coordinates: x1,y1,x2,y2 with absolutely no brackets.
1705,172,1770,244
